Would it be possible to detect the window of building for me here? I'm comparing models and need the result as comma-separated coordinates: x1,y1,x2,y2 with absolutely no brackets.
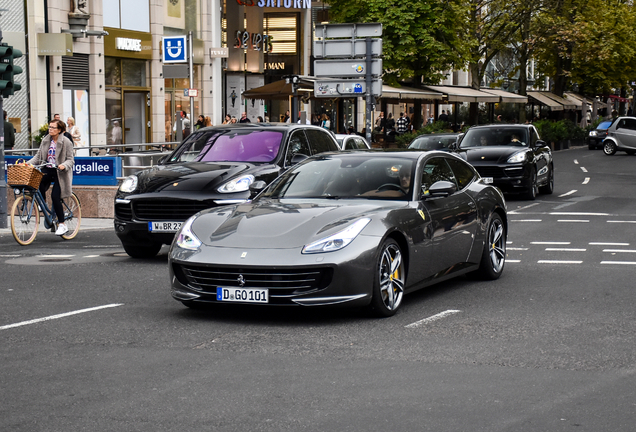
103,0,150,33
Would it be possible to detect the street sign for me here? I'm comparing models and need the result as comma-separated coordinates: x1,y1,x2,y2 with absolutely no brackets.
162,35,187,63
186,89,198,97
210,47,229,58
314,59,382,78
163,64,189,79
314,38,382,59
314,80,382,98
315,23,382,39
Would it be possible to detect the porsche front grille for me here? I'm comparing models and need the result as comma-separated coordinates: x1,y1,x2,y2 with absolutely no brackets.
133,200,215,221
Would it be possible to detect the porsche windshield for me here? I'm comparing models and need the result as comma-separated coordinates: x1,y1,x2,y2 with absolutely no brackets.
460,128,529,148
263,155,415,201
168,129,283,163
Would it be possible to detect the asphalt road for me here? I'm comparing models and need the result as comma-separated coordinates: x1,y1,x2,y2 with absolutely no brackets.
1,145,636,431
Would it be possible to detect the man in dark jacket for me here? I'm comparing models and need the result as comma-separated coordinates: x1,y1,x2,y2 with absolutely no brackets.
3,110,15,151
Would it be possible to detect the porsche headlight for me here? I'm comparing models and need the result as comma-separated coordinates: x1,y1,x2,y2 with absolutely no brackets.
175,216,202,250
507,152,527,163
217,174,255,193
119,175,138,193
302,218,371,254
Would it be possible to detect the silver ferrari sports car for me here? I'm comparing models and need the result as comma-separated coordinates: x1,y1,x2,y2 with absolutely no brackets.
169,150,507,317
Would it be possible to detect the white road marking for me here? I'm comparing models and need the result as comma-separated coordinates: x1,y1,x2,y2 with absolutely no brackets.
511,219,543,222
607,220,636,224
582,177,590,184
550,212,610,216
405,310,461,328
545,248,587,252
603,249,636,253
0,255,21,257
83,255,100,258
574,159,579,164
601,261,636,265
559,190,577,197
506,260,521,263
0,304,123,331
580,167,588,173
538,260,583,264
532,241,570,245
82,245,121,248
590,242,630,246
557,220,589,223
37,254,74,258
507,247,529,250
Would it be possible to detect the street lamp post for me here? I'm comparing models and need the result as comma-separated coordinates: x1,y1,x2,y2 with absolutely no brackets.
284,74,299,123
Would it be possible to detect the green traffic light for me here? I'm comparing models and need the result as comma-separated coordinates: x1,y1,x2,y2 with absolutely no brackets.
0,43,23,97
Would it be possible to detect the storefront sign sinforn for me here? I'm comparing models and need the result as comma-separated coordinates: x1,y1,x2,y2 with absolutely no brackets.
236,0,311,8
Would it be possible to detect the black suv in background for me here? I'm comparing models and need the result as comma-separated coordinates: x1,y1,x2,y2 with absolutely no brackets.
114,124,340,258
453,124,554,200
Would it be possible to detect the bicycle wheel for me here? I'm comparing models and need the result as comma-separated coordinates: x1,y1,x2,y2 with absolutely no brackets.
61,193,82,240
10,195,40,245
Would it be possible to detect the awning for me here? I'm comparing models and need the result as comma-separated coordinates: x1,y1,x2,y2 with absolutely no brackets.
422,85,500,103
242,76,316,100
527,91,564,111
531,91,578,110
481,89,528,103
380,85,443,101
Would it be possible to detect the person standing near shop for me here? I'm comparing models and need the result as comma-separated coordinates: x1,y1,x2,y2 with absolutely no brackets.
396,112,408,136
239,112,251,123
3,110,15,151
27,119,74,236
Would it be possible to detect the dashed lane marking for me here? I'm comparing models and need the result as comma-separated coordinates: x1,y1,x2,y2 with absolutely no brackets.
405,310,461,329
538,260,583,264
511,219,542,222
583,177,590,184
603,249,636,253
532,241,570,245
557,220,589,223
607,220,636,224
559,190,577,197
545,248,587,252
601,261,636,265
0,304,124,331
581,167,588,173
590,242,630,246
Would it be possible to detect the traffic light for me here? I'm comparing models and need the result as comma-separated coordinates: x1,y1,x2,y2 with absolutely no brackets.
0,43,23,97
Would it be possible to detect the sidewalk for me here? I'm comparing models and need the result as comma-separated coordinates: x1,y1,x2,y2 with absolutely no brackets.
0,217,113,234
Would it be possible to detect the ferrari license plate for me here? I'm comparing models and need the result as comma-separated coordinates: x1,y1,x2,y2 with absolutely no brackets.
216,287,269,303
149,221,183,232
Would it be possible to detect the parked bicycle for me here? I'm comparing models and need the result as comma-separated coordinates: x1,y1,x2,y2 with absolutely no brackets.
7,163,81,245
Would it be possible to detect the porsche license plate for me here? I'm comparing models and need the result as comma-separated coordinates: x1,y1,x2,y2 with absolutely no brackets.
149,221,183,232
216,287,269,303
482,177,494,184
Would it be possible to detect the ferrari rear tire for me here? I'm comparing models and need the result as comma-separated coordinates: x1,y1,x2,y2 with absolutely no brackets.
368,238,406,317
470,213,506,280
603,141,617,155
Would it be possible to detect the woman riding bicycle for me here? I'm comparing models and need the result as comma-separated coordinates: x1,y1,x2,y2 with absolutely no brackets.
28,119,75,235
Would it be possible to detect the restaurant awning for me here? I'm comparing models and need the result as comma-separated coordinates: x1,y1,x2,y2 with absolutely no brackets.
380,85,443,101
481,89,528,104
540,92,581,109
242,76,316,100
422,85,500,103
527,91,564,111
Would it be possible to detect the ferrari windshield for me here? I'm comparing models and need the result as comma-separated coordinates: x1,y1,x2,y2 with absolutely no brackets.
460,128,529,148
263,155,415,201
168,129,283,163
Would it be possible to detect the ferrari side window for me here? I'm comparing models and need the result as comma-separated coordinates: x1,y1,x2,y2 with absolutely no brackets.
446,158,475,190
422,158,456,190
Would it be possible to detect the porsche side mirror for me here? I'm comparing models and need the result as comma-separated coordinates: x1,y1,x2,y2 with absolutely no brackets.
426,180,457,198
536,139,548,148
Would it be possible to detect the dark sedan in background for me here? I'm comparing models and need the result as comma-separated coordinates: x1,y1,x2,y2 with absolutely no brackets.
408,133,460,152
114,124,340,258
169,151,507,317
454,124,553,200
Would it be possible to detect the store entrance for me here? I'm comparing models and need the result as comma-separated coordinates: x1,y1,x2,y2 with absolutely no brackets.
124,91,150,145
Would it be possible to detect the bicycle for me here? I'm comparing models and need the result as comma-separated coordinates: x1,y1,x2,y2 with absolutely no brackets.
8,163,82,245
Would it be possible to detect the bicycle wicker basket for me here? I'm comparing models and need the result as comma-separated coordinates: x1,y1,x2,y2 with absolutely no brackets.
7,164,44,189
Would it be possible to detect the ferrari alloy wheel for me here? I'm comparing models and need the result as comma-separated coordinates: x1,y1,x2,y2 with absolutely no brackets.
471,213,506,280
603,141,617,155
370,239,405,317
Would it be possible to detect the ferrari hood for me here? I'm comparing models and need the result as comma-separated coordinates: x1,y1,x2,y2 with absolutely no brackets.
456,147,526,164
191,199,393,249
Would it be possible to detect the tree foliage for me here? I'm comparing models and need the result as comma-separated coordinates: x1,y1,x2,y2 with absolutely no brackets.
324,0,469,86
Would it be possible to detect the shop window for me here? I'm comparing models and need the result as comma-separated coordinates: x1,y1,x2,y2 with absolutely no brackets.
164,0,201,36
103,0,150,33
122,60,147,87
104,57,121,86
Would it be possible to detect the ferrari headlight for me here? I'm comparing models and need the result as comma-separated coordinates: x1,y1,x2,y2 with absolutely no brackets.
507,152,526,163
176,216,202,250
302,218,371,254
217,174,255,193
119,175,138,193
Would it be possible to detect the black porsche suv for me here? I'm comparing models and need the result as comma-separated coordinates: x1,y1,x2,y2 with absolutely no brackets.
114,124,340,258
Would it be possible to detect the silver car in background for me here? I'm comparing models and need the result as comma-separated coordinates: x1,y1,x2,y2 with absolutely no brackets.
603,117,636,155
335,134,371,150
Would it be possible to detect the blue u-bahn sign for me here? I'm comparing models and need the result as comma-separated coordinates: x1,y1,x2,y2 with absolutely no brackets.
162,36,187,63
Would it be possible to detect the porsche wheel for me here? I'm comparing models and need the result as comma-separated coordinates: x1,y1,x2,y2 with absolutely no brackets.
369,238,405,317
523,170,537,200
471,213,506,280
539,164,554,195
